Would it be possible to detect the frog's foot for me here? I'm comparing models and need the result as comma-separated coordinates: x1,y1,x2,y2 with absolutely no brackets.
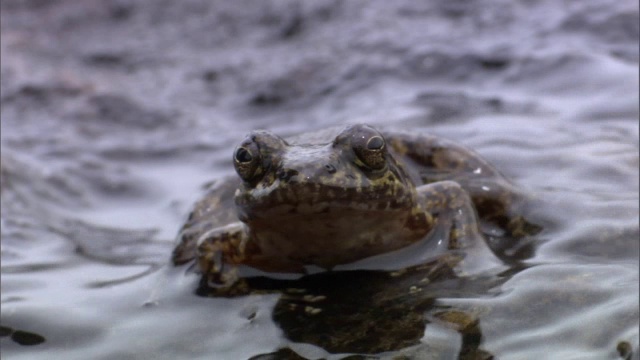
196,223,248,287
418,180,483,250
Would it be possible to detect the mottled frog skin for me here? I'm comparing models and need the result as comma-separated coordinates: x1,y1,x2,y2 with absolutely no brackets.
173,124,536,285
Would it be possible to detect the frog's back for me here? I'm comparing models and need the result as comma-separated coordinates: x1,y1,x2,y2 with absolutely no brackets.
381,129,505,186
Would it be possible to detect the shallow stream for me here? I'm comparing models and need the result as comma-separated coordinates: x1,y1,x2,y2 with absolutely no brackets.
1,1,638,359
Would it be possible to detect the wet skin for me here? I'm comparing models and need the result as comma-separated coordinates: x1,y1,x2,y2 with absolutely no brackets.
173,124,538,285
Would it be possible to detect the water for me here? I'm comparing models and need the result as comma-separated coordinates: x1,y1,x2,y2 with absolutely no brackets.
1,0,638,359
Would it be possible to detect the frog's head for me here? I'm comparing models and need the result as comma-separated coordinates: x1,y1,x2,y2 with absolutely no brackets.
231,124,428,266
233,124,418,217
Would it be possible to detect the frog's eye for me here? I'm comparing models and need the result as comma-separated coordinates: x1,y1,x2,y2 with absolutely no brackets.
235,147,253,162
366,136,384,150
353,132,387,170
233,130,286,183
233,144,261,181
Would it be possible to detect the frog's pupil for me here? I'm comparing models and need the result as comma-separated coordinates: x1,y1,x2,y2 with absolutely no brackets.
236,148,253,162
367,136,384,150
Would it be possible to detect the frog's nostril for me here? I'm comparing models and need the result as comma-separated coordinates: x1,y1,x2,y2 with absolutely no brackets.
324,164,337,174
277,169,299,182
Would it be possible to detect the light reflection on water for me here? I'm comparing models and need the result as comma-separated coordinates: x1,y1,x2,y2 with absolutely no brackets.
1,0,638,359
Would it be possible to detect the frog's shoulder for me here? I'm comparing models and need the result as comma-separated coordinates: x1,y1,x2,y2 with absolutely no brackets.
172,176,239,265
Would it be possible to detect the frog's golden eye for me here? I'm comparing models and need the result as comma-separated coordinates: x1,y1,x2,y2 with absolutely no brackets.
233,144,260,181
353,132,387,170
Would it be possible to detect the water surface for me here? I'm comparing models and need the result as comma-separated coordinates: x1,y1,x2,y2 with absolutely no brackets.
1,1,638,359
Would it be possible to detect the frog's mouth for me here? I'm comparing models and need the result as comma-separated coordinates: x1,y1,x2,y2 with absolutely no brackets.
235,181,417,222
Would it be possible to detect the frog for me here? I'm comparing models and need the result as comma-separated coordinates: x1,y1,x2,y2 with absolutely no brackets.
172,123,540,286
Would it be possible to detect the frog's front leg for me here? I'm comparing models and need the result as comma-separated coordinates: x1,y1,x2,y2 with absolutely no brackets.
196,222,250,286
418,180,483,251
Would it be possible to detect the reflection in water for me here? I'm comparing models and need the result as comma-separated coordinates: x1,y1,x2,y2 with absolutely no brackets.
0,325,46,346
198,253,518,358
